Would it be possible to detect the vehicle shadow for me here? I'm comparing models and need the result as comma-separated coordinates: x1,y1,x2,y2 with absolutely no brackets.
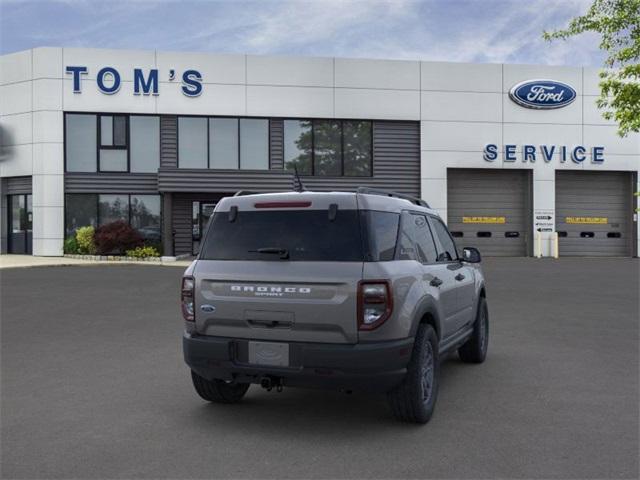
183,354,475,434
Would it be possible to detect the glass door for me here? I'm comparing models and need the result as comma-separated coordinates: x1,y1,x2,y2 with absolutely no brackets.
8,194,32,254
192,201,217,255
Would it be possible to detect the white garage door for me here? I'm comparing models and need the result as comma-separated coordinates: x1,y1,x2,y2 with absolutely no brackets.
556,171,634,257
447,169,531,257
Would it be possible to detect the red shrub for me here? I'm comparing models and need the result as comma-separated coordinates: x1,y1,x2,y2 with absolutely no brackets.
94,220,143,255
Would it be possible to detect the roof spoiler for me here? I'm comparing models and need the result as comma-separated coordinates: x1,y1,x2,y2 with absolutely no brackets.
356,187,430,208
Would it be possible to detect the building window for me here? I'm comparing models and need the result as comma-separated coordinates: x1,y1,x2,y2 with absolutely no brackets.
178,116,269,170
209,118,238,169
130,116,160,173
65,114,97,172
65,193,161,246
284,119,372,177
284,120,312,175
65,113,159,173
131,195,161,245
65,193,98,236
99,115,128,172
240,118,269,170
98,195,129,225
313,120,342,176
343,121,372,176
178,117,208,168
100,115,127,147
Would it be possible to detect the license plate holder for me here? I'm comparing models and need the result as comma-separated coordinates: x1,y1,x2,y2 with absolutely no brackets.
248,341,289,367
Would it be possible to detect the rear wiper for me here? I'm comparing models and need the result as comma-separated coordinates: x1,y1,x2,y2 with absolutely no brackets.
248,247,290,260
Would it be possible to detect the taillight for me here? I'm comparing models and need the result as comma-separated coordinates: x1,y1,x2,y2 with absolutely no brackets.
358,280,393,330
181,276,195,322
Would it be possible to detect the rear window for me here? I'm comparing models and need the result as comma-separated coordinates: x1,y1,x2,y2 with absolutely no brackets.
200,209,364,261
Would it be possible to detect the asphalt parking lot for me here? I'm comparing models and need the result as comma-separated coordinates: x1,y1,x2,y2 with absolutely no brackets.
1,258,638,479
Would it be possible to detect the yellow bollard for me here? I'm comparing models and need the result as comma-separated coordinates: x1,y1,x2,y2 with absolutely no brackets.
552,232,559,259
535,231,542,258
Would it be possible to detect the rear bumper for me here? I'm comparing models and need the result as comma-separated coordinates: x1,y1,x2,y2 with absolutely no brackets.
183,333,414,393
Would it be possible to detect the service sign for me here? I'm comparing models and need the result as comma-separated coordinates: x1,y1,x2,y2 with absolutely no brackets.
509,79,577,109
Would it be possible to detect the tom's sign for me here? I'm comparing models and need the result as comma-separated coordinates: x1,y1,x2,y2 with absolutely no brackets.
509,79,576,109
65,66,203,97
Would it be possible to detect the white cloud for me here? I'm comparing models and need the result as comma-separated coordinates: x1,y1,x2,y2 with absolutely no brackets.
0,0,606,66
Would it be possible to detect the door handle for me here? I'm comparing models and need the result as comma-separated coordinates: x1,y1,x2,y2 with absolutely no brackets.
455,273,466,281
429,277,443,287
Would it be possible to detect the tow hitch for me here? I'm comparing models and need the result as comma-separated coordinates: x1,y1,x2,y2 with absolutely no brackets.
260,376,284,392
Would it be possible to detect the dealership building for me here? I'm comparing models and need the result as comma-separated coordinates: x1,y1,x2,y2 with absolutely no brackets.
0,47,638,257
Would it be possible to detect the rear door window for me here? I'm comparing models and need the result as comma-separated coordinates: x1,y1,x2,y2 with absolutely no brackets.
200,209,363,261
429,216,459,262
396,212,438,263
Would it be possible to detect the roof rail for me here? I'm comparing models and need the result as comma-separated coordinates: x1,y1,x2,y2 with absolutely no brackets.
356,187,430,208
233,190,258,197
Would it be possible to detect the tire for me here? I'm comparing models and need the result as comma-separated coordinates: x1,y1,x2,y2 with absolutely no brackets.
190,371,250,404
387,324,439,424
458,296,489,364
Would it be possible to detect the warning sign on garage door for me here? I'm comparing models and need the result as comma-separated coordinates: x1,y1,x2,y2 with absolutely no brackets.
566,217,608,224
462,216,506,224
534,209,554,232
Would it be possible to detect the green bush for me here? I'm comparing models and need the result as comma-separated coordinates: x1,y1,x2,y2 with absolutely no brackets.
64,236,79,254
125,245,160,258
76,226,97,254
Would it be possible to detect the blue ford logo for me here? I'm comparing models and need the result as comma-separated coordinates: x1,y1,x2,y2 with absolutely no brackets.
509,79,576,109
200,304,216,313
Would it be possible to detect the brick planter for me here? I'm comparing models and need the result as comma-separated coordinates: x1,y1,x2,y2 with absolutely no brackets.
63,254,161,262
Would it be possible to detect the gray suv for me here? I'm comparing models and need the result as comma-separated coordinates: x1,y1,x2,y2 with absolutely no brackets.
182,188,488,423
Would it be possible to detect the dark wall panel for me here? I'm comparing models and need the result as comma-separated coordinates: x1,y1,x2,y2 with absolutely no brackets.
160,115,178,169
172,193,226,256
5,176,32,195
269,119,284,170
65,173,157,193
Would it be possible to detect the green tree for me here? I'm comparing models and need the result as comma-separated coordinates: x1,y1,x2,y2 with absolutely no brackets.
543,0,640,136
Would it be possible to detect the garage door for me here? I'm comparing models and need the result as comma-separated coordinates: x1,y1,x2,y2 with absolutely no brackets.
447,169,531,257
556,171,633,256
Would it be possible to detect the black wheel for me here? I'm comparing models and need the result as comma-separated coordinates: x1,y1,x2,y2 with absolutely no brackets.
191,371,250,404
387,324,439,424
458,296,489,363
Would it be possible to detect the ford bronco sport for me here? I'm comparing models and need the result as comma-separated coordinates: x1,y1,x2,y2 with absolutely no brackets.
182,188,488,423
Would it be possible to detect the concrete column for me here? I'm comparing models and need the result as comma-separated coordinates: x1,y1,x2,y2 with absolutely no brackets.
419,148,448,222
32,112,64,256
162,192,173,256
532,168,555,258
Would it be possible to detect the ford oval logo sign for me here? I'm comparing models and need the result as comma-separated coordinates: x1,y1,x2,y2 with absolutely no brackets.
509,79,577,109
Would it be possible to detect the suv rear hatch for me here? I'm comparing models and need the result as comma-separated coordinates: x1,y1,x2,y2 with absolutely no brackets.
193,194,363,344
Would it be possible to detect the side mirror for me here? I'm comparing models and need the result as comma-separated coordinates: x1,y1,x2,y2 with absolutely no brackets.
462,247,481,263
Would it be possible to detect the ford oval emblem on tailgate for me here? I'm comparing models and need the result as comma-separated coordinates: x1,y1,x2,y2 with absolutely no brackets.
200,304,216,313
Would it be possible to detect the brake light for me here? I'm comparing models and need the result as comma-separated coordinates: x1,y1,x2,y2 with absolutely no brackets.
181,276,195,322
358,280,393,330
254,201,311,208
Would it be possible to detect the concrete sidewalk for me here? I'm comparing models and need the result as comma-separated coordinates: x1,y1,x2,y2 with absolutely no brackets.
0,254,192,269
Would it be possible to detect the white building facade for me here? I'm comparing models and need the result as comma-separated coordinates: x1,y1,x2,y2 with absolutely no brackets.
1,47,638,257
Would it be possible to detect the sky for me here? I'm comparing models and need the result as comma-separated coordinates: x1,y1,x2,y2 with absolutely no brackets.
0,0,604,66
